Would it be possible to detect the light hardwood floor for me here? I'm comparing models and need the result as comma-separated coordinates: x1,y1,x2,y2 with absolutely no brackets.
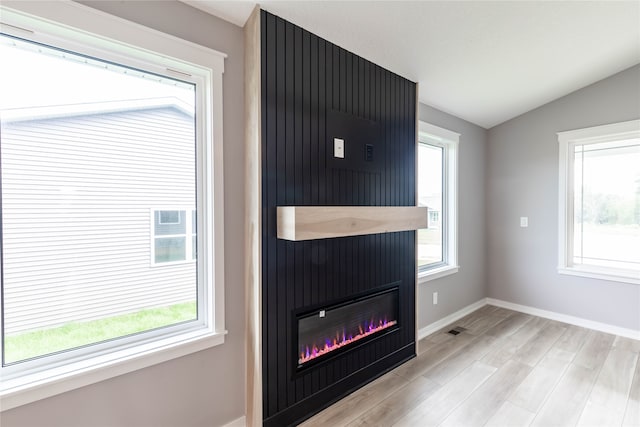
300,305,640,427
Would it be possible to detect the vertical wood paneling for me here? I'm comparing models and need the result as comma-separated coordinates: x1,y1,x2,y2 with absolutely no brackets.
261,10,416,425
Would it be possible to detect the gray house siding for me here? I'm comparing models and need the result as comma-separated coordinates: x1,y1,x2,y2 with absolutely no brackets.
1,105,196,334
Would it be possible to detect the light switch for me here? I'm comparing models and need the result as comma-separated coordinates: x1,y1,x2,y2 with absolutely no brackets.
334,138,345,159
520,217,528,227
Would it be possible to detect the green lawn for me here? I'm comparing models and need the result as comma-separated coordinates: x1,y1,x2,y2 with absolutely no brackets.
4,301,196,364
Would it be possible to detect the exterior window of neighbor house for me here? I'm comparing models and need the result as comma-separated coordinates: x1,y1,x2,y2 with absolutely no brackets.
152,209,197,264
417,121,459,280
558,120,640,284
0,2,225,410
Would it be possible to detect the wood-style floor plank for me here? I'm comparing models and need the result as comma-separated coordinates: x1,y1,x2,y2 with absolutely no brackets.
481,316,549,369
485,400,536,427
577,347,638,426
623,356,640,426
392,332,476,381
345,376,440,427
554,324,591,354
423,335,497,385
530,362,600,426
512,322,566,366
392,361,496,427
299,371,408,427
509,353,570,413
439,359,531,427
457,309,509,336
484,311,533,339
301,306,640,427
615,336,640,354
573,330,616,370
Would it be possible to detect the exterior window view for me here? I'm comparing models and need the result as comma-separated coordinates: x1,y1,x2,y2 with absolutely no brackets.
572,138,640,272
0,34,198,364
417,141,444,268
153,209,197,264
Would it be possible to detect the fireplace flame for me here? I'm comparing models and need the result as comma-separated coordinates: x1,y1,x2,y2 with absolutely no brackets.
299,319,397,365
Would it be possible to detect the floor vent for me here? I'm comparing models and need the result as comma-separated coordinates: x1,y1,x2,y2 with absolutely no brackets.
448,326,467,335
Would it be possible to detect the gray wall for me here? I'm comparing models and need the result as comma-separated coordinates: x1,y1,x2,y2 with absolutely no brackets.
417,104,488,329
487,64,640,331
1,2,246,426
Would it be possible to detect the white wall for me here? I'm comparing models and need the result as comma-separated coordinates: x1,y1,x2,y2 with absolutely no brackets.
0,2,246,426
417,104,488,329
487,64,640,331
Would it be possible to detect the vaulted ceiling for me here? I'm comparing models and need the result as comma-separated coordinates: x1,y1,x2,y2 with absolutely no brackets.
183,1,640,128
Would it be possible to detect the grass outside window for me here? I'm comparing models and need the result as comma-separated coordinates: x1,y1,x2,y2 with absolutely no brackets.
4,301,196,364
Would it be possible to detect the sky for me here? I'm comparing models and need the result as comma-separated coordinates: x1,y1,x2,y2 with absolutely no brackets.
0,34,194,111
578,141,640,197
418,143,443,205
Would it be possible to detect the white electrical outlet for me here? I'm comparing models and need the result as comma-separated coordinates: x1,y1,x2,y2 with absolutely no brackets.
334,138,345,158
433,292,438,305
520,217,528,227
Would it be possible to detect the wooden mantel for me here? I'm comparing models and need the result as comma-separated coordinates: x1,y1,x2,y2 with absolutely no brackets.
277,206,428,241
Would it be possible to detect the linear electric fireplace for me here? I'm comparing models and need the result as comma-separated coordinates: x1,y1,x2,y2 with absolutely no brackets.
296,286,399,370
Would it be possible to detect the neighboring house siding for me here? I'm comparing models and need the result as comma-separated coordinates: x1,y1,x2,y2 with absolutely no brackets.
1,107,196,334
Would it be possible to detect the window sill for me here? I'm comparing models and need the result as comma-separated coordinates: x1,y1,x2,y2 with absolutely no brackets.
418,265,459,284
558,266,640,285
0,329,227,412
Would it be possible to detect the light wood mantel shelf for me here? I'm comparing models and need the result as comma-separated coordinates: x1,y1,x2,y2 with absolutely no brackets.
277,206,428,241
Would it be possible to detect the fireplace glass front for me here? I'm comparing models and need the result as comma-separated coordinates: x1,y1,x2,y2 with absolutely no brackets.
296,287,399,369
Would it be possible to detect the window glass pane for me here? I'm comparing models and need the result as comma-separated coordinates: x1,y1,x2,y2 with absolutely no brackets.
0,34,198,364
418,143,444,267
155,210,186,235
159,210,181,224
155,237,187,263
572,139,640,271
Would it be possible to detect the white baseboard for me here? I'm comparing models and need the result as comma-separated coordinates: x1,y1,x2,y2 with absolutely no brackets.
417,297,640,342
418,298,487,340
221,416,246,427
486,298,640,341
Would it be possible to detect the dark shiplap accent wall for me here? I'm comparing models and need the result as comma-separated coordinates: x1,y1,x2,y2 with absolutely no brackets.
261,10,417,425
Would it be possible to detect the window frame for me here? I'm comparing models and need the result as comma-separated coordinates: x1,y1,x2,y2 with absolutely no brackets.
0,1,226,411
557,119,640,285
417,121,460,282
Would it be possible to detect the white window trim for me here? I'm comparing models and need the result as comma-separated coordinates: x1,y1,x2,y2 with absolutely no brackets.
557,119,640,285
0,1,227,411
417,121,460,283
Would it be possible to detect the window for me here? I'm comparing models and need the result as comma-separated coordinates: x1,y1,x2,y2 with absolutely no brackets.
417,121,459,281
428,210,440,227
0,2,226,410
558,120,640,284
153,209,197,264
